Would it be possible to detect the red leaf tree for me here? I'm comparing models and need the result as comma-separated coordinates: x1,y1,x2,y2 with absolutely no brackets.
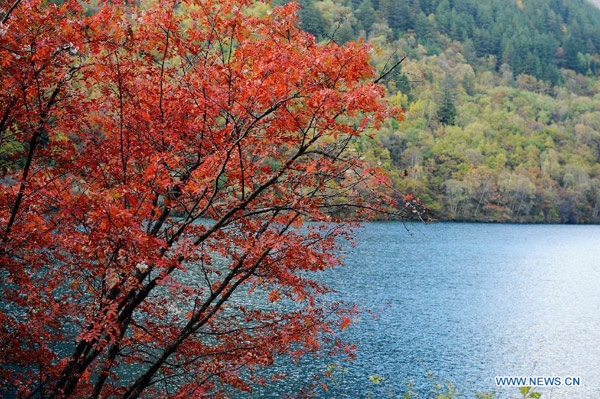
0,1,403,397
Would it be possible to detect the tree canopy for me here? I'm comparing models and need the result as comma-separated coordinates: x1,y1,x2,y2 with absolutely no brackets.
0,1,402,397
287,0,600,84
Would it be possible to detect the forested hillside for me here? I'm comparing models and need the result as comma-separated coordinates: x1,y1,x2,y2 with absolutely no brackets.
274,0,600,223
287,0,600,83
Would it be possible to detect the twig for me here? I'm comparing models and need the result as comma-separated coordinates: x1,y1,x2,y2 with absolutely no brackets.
374,55,407,84
2,0,21,25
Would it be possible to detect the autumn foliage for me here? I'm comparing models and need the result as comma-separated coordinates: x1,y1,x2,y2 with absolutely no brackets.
0,0,401,397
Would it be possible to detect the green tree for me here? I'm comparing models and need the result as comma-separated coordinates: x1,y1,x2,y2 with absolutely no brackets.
356,0,376,33
298,0,326,38
437,73,458,125
387,0,411,32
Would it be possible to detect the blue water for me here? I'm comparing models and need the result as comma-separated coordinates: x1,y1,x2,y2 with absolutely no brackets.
252,222,600,398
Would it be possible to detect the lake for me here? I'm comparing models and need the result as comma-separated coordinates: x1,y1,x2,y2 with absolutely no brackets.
250,222,600,398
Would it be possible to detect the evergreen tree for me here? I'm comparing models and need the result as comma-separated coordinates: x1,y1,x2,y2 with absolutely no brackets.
387,0,411,31
397,74,413,102
415,11,434,42
356,0,376,33
335,19,356,44
563,35,583,73
437,73,458,125
298,0,326,38
435,0,452,34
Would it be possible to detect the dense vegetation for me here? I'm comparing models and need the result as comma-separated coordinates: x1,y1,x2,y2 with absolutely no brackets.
288,0,600,83
1,1,398,397
277,0,600,223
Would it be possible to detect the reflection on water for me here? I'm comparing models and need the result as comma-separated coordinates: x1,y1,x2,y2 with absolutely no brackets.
250,222,600,398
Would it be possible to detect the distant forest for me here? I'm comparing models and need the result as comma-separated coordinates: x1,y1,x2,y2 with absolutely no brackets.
286,0,600,84
273,0,600,223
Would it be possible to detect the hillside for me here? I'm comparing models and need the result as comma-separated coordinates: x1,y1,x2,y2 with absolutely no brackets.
282,0,600,223
285,0,600,84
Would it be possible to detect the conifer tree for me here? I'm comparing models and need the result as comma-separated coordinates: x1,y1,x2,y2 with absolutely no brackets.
437,73,458,126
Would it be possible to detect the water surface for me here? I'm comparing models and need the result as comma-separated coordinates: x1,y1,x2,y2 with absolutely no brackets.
253,222,600,398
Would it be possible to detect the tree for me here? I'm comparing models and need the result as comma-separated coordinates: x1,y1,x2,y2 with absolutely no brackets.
563,34,583,73
414,11,434,42
0,1,402,398
356,0,376,33
437,73,458,125
298,0,326,38
335,19,357,44
387,0,411,32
